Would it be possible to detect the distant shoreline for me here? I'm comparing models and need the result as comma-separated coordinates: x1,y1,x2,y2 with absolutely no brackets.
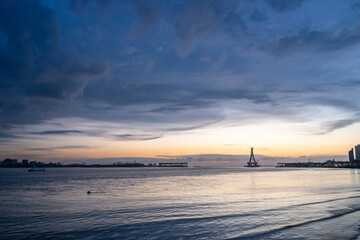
0,162,188,168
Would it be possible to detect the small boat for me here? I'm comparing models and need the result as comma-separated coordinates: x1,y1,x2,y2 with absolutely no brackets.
28,167,45,172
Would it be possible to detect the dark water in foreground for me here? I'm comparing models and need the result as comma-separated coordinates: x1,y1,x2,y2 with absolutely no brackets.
0,167,360,240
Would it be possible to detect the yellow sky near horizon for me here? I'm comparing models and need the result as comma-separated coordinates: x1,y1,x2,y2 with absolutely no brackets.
4,120,358,161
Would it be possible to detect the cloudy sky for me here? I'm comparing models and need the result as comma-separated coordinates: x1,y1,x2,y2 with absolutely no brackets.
1,0,359,165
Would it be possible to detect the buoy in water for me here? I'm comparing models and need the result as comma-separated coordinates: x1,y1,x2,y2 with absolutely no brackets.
87,191,91,194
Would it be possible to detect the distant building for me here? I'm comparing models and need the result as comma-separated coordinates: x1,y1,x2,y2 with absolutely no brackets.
1,158,18,167
349,148,355,162
22,159,29,165
29,161,37,166
355,144,360,161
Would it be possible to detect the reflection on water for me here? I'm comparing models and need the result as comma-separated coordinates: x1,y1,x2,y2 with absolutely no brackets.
0,167,359,239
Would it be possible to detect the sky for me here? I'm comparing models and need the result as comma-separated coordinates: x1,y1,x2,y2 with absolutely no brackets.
0,0,360,166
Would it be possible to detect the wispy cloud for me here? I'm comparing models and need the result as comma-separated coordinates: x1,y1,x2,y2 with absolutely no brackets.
31,130,83,135
113,134,163,141
316,116,360,135
27,145,95,151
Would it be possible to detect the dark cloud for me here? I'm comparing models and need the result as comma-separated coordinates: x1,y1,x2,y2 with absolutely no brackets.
67,0,115,14
0,3,106,94
27,145,95,151
221,11,248,38
172,0,247,56
84,82,270,109
0,133,19,139
31,130,83,135
310,97,358,111
173,0,216,56
27,148,55,152
318,116,360,134
333,79,360,88
327,118,360,131
84,83,191,106
55,145,95,149
198,88,270,103
27,129,107,140
0,0,107,127
249,8,268,22
265,0,304,12
0,98,54,127
133,0,160,35
266,26,360,54
352,1,360,9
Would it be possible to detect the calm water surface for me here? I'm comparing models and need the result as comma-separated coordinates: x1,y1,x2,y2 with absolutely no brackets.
0,167,360,239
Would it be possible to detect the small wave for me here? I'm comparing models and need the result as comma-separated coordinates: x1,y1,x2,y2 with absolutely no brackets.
78,195,360,226
228,206,360,239
266,195,360,213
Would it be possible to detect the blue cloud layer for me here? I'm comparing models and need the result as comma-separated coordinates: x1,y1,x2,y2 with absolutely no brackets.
1,0,360,147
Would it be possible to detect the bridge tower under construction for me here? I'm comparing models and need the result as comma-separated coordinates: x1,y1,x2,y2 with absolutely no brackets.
245,147,260,167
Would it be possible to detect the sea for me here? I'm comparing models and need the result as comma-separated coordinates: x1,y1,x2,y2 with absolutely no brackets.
0,167,359,240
